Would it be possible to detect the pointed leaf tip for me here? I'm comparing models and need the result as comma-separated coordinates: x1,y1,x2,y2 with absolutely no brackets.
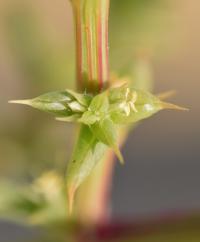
114,147,124,165
161,102,189,111
8,99,31,105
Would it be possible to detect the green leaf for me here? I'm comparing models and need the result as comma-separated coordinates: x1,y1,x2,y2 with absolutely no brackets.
78,111,99,125
109,87,187,124
9,90,88,117
66,125,107,213
125,89,167,123
78,92,110,126
66,89,92,106
89,92,109,112
32,91,73,103
68,101,86,112
90,118,124,164
109,83,129,103
56,114,81,122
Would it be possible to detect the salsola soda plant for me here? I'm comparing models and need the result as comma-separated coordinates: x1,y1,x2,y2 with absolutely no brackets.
10,0,187,223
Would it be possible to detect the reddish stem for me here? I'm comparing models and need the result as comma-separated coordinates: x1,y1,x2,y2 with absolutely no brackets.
71,0,110,94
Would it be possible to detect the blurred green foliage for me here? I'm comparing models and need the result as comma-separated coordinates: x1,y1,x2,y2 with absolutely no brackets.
0,171,67,225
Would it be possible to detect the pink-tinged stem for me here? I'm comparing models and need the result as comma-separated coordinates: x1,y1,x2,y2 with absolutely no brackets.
75,131,128,224
70,0,111,224
97,0,110,90
71,0,110,93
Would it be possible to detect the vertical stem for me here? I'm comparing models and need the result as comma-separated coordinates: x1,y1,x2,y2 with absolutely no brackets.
70,0,111,223
71,0,110,93
76,150,115,223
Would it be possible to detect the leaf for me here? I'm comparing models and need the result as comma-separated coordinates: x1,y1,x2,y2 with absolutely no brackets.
66,125,107,213
9,90,88,117
109,87,187,124
32,91,73,103
78,92,110,125
56,114,81,122
0,171,67,225
66,89,92,106
90,118,124,164
68,101,86,112
89,92,109,112
78,111,99,125
128,89,188,122
109,84,129,104
161,102,188,111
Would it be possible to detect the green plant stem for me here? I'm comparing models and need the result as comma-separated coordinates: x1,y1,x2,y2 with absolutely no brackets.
71,0,109,93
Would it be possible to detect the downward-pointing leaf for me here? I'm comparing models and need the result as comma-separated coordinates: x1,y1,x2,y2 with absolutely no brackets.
66,125,107,213
90,118,124,164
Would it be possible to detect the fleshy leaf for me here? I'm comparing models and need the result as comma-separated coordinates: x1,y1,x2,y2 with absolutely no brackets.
90,118,124,164
9,91,88,117
66,125,107,213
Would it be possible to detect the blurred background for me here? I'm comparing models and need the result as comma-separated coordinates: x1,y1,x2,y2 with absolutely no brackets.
0,0,200,240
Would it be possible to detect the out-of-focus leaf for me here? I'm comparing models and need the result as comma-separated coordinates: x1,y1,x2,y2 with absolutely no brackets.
0,171,67,225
